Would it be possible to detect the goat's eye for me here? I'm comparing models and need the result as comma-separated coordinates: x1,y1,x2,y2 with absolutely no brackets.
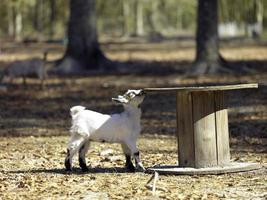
129,93,135,98
124,92,135,100
124,94,131,100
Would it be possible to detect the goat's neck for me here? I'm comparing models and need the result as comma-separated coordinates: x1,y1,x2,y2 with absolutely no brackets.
123,105,141,121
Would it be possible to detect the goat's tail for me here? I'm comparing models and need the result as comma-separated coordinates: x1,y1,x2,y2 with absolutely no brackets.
70,106,86,117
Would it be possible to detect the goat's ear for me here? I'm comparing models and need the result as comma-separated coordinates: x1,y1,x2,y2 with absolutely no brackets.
112,95,129,104
112,97,128,104
112,98,121,103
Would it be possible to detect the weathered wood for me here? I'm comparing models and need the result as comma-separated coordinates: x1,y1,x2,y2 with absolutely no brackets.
176,92,195,167
147,162,262,175
192,91,217,168
146,84,259,175
214,91,230,166
144,83,258,92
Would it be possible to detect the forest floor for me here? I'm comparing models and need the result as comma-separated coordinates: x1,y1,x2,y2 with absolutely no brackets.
0,38,266,199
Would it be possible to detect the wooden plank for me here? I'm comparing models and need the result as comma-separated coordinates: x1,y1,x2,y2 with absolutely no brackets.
214,91,230,166
176,92,195,167
144,83,258,92
147,162,262,175
192,91,217,168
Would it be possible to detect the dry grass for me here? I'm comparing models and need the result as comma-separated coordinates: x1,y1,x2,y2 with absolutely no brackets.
0,136,266,199
0,39,266,199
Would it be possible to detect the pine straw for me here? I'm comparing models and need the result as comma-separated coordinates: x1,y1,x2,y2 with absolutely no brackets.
0,135,266,199
0,40,266,199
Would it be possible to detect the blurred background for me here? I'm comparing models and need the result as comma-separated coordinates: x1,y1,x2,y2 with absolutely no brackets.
0,0,266,138
0,0,266,42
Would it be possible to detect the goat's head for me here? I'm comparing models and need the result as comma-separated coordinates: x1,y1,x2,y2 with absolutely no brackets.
112,89,146,107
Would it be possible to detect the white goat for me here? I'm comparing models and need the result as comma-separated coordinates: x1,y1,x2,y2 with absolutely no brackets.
65,89,146,172
0,52,48,87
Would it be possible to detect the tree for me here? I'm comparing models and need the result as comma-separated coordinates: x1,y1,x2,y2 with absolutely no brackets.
33,0,46,34
49,0,56,39
123,0,131,37
8,1,23,41
135,0,144,36
189,0,229,75
55,0,112,74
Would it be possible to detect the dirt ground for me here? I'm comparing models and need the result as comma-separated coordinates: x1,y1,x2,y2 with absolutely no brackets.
0,39,266,199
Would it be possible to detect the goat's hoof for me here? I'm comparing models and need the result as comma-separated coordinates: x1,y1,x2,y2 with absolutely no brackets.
126,164,135,172
136,166,146,173
81,167,89,172
65,168,72,173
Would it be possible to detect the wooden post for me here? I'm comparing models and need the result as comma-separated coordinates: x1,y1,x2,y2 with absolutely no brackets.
176,92,195,167
176,91,230,168
214,91,230,165
192,91,217,168
147,84,261,175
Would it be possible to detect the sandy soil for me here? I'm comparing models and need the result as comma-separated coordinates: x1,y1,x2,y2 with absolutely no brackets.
0,39,266,199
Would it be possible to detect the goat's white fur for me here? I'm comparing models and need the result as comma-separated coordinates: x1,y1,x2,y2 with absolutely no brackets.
65,90,145,172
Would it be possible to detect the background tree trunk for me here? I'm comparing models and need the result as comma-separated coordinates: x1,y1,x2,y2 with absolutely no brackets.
189,0,229,75
56,0,112,74
6,1,23,41
254,0,263,37
7,3,15,38
33,0,43,33
136,0,144,36
49,0,56,40
146,0,163,42
14,2,23,42
123,0,131,37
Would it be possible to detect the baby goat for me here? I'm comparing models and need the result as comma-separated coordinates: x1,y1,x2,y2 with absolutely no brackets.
65,89,146,172
0,52,48,87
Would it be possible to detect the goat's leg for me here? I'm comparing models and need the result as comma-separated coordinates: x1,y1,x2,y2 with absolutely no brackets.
65,134,86,171
23,77,27,87
40,78,45,89
9,77,14,85
125,141,145,172
78,140,90,172
121,143,135,172
133,151,145,172
40,71,47,89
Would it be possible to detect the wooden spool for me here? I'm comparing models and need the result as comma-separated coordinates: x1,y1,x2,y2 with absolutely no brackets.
145,83,261,175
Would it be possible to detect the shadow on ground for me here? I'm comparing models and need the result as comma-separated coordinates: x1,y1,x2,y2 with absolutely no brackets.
3,167,136,175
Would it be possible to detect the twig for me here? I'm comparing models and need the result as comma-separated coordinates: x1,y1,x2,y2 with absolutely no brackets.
145,171,159,195
152,171,159,195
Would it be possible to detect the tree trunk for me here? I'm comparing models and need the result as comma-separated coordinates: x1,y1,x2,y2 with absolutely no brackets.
14,2,23,42
49,0,56,39
55,0,112,74
151,1,159,32
123,0,131,37
7,4,14,38
189,0,229,75
147,0,163,41
254,0,263,37
136,0,144,36
7,2,22,41
33,0,43,32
